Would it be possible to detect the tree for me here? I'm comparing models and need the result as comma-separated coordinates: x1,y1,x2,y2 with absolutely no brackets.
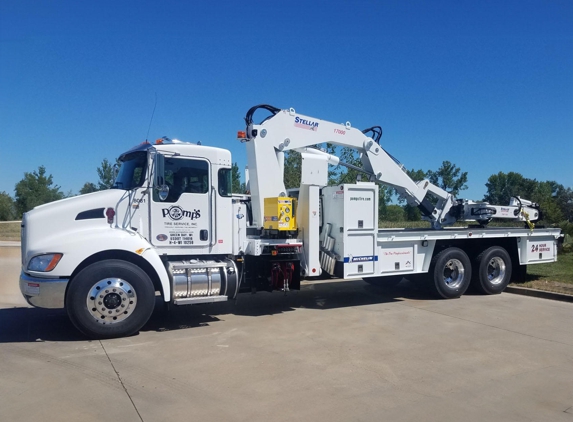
283,150,302,190
231,162,245,194
483,171,527,205
381,204,405,222
0,191,15,221
96,158,116,190
426,161,468,197
403,168,426,221
79,182,98,195
331,147,361,185
79,158,118,195
552,184,573,222
14,166,64,217
484,172,572,225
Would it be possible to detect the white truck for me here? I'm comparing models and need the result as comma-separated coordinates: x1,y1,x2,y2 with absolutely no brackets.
20,105,561,339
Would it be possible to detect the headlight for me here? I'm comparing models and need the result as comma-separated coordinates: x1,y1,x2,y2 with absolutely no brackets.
27,254,63,272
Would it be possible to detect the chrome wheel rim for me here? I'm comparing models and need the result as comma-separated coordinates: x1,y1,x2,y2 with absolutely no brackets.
442,259,465,289
86,278,137,324
486,257,506,285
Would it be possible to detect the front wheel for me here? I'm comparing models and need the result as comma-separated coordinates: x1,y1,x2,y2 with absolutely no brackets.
430,247,472,299
472,246,512,295
66,260,156,339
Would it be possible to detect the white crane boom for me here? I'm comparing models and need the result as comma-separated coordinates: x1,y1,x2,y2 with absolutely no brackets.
241,105,540,229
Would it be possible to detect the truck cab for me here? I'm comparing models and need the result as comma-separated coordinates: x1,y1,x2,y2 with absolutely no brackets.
115,140,234,255
20,139,249,338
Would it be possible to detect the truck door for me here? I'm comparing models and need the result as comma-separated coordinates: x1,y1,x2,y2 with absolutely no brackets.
150,155,211,250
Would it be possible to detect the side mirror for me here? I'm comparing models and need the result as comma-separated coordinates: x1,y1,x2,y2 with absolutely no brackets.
154,153,169,201
154,153,165,186
156,185,169,201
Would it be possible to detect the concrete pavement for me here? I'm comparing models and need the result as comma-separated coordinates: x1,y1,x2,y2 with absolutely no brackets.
1,245,572,422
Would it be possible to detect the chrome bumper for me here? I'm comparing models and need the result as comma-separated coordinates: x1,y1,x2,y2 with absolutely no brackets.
19,271,68,309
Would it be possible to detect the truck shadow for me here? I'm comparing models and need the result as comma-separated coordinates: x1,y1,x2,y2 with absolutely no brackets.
0,279,435,343
0,306,84,343
141,279,433,334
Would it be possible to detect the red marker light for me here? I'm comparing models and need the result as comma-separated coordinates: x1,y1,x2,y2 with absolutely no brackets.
237,131,247,139
105,207,115,224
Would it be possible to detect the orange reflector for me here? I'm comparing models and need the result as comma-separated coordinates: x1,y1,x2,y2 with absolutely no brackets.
155,138,164,144
237,131,246,139
272,250,278,256
135,248,145,255
46,254,63,272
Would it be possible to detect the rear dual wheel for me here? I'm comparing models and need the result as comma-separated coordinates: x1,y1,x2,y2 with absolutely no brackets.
429,247,472,299
472,246,512,295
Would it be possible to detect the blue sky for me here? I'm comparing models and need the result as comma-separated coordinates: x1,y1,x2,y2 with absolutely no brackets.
1,0,572,202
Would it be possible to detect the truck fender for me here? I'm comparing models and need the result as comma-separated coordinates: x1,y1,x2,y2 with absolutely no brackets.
140,247,171,301
25,228,172,302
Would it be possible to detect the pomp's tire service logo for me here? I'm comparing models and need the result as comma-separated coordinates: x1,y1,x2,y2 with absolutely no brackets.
162,206,201,221
165,206,183,220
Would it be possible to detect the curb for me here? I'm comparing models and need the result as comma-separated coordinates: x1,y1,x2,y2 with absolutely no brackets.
505,286,573,304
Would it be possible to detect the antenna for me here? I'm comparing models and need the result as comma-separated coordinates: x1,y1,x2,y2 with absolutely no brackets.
145,93,157,142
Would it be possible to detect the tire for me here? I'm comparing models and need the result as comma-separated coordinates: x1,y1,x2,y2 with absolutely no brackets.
472,246,512,295
429,247,471,299
66,259,156,339
363,275,403,287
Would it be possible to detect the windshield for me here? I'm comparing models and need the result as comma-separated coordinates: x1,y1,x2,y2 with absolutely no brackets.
113,151,147,190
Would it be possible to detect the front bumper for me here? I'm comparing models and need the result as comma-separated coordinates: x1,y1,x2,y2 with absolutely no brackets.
19,271,68,309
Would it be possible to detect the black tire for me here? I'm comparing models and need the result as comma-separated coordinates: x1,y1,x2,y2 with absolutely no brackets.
472,246,512,295
363,275,403,287
429,247,471,299
66,259,155,339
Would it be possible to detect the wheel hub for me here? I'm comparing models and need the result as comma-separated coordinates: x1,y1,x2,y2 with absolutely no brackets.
103,293,122,309
487,257,506,285
86,278,137,324
442,259,465,289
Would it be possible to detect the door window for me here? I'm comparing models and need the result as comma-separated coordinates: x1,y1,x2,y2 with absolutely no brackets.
154,157,209,203
218,168,232,197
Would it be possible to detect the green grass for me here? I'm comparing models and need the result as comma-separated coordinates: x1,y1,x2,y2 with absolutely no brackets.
379,220,432,229
378,220,531,229
525,252,573,284
0,221,20,241
510,252,573,296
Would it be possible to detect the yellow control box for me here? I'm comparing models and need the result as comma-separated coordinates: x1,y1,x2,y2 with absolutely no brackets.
263,197,297,231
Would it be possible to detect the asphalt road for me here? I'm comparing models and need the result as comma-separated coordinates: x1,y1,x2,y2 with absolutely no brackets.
1,245,572,422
